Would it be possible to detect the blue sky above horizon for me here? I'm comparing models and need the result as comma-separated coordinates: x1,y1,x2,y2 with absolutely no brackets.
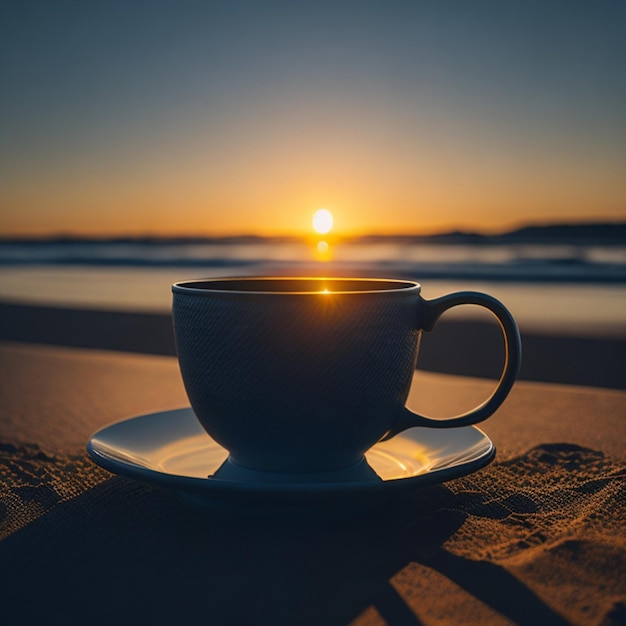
1,0,625,236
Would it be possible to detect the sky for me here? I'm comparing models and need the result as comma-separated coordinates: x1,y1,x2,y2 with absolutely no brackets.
1,0,625,237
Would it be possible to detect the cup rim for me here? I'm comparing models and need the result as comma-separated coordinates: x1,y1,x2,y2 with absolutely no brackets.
172,276,421,296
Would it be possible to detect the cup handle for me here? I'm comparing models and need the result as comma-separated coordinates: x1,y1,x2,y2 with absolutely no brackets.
385,291,522,438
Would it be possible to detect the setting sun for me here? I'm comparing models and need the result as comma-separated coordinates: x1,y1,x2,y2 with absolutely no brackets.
313,209,333,235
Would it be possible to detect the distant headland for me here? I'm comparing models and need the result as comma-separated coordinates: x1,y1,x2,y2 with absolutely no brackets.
354,222,626,245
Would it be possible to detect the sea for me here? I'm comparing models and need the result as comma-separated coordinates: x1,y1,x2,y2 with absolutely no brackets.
1,237,625,337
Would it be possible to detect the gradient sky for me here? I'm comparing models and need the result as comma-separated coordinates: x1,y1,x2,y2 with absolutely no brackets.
1,0,625,236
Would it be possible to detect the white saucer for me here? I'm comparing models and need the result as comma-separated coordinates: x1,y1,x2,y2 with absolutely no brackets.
87,408,495,516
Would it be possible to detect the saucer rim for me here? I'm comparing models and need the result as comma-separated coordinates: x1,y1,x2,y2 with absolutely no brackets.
87,407,495,500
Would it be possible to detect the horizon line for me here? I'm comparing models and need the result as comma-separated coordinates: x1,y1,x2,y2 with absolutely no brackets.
1,219,626,243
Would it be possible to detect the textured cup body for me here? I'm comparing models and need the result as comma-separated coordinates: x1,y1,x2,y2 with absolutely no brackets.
172,280,422,472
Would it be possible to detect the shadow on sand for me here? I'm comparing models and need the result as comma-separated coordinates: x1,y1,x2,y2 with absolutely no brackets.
0,473,571,625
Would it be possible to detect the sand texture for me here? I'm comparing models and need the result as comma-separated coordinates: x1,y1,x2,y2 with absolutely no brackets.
0,438,623,625
0,340,624,624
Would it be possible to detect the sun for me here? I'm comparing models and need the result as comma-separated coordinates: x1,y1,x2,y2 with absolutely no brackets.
313,209,333,235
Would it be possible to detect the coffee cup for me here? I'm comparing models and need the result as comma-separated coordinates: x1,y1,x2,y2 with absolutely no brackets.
172,277,521,476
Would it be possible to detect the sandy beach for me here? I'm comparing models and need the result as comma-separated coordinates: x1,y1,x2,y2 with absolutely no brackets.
0,342,624,625
0,302,624,625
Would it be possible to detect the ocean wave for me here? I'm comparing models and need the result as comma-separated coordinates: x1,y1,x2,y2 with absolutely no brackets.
0,241,624,283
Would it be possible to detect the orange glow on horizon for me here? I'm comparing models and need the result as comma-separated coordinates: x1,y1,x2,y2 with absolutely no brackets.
3,172,625,238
